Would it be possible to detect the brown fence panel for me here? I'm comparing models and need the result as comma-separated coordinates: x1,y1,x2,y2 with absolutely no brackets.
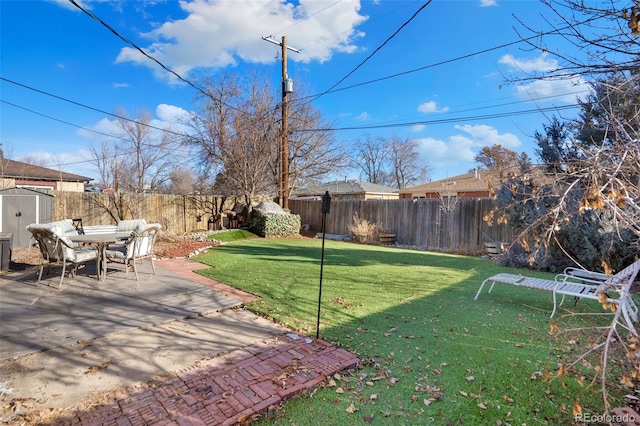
51,193,514,251
51,192,235,234
290,198,514,253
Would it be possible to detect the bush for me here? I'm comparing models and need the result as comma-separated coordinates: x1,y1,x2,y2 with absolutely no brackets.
250,209,301,238
348,213,376,243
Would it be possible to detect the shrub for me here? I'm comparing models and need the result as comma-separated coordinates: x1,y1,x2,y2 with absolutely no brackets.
250,210,301,238
348,213,376,243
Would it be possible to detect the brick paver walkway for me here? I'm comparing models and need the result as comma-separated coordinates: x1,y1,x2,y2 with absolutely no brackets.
64,332,359,425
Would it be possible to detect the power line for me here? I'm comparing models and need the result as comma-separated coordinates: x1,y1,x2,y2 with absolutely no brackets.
271,0,344,39
0,77,186,138
67,0,208,98
300,1,421,53
1,99,195,170
312,0,433,102
298,16,600,103
66,0,248,116
293,103,580,133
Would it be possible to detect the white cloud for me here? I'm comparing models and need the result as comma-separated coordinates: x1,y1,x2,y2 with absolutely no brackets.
515,78,589,103
156,104,188,124
116,0,368,82
355,111,371,121
112,82,129,88
499,53,590,103
417,100,449,114
499,53,558,73
416,124,521,169
454,124,521,149
412,124,426,133
77,104,191,141
480,0,497,6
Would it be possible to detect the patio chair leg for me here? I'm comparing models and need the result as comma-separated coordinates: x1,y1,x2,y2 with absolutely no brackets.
150,258,156,275
59,261,67,290
36,264,44,287
132,259,139,281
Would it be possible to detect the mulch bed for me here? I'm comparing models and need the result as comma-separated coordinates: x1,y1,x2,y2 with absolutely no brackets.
9,239,219,271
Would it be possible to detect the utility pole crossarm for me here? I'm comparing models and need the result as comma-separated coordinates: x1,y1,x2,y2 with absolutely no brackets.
261,36,301,53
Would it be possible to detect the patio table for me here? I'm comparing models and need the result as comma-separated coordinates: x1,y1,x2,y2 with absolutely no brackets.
70,232,132,280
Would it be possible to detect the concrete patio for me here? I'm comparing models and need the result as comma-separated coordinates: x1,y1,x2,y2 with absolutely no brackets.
0,258,360,425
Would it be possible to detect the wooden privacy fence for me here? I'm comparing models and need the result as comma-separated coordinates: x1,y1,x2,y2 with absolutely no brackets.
52,192,237,235
51,192,514,253
289,198,515,253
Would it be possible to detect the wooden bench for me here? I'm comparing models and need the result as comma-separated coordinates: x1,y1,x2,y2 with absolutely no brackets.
378,233,396,245
484,241,507,258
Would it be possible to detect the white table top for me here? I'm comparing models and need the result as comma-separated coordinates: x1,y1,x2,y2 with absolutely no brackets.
69,232,132,243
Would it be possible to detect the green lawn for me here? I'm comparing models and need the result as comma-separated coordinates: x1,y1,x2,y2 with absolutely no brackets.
193,237,623,425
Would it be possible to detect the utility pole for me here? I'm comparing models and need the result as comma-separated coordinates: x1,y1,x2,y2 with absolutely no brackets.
262,35,300,210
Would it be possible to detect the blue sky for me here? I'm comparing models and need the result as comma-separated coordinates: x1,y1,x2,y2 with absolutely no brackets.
1,0,591,184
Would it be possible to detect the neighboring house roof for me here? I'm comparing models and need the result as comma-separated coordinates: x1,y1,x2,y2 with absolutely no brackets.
399,169,500,197
400,166,550,199
0,158,92,183
295,180,398,197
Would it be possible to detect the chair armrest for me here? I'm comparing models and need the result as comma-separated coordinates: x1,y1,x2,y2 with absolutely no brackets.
563,267,610,282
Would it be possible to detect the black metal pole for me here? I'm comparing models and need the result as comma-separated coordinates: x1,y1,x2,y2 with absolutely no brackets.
316,191,331,339
317,211,326,339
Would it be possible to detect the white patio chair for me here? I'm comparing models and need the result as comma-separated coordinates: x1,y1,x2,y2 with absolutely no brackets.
105,224,161,280
26,223,100,289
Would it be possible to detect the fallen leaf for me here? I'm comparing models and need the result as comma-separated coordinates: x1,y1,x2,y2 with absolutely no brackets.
478,402,487,410
424,399,431,406
459,391,469,397
621,375,634,388
502,395,514,404
466,375,475,381
327,379,337,387
572,399,582,417
363,414,374,423
370,394,377,401
336,387,344,394
346,403,358,414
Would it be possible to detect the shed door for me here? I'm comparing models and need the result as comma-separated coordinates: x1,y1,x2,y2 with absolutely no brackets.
1,195,37,249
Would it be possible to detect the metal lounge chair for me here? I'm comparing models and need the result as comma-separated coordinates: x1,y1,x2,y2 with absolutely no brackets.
104,224,161,280
475,259,640,329
26,223,100,289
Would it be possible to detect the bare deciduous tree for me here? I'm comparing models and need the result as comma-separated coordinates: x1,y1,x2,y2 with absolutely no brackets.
352,134,430,188
185,70,344,209
184,72,278,211
89,109,183,220
352,134,389,185
90,109,180,194
388,135,430,189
